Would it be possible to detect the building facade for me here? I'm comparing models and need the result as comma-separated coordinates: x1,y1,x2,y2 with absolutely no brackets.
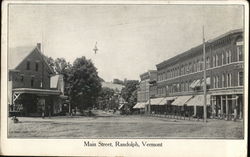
134,70,157,111
152,29,244,120
8,43,66,116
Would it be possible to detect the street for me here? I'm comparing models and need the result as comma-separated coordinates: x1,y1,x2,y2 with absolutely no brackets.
8,110,243,138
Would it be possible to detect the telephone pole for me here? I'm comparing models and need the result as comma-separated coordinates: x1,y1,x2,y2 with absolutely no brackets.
203,26,207,123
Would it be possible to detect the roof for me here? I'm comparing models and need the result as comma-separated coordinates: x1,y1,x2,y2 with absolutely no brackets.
8,44,55,74
156,29,243,69
8,46,35,69
12,88,61,95
101,82,125,92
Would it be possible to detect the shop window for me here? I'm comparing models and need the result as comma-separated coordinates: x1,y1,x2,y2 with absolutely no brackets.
238,72,243,86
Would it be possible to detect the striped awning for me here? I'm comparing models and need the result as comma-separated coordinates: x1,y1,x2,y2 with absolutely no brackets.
172,95,193,106
186,95,211,106
158,96,177,105
146,97,165,105
133,102,146,109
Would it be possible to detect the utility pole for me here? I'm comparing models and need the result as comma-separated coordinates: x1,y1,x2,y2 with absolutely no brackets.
203,26,207,123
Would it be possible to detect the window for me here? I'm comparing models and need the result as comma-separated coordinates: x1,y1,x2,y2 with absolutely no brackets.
222,52,224,65
213,76,216,88
26,61,30,70
222,74,225,88
229,50,232,63
227,73,231,87
226,50,231,64
35,62,39,71
238,72,243,86
216,76,219,88
20,75,24,82
31,77,34,87
216,54,219,66
213,56,216,67
226,51,228,64
206,57,210,68
237,46,243,61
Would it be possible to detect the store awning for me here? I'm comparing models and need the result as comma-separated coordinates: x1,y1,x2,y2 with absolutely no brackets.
201,77,211,86
12,88,61,95
146,97,165,105
165,96,177,101
159,96,177,105
133,102,146,109
186,95,211,106
172,95,193,106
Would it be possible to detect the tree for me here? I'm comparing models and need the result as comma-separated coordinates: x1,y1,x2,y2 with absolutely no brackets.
98,87,115,109
121,80,139,108
68,56,102,110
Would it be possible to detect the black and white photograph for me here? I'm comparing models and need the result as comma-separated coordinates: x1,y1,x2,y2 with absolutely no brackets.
1,0,248,156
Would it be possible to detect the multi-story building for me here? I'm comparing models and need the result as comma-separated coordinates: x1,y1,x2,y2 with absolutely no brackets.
8,43,66,116
153,29,244,120
134,70,157,111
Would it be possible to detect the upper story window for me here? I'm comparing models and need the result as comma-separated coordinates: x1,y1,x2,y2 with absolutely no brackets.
213,76,216,88
26,61,30,70
222,74,225,88
226,50,232,64
212,56,216,67
216,54,219,66
216,76,219,88
20,75,24,82
222,52,225,65
238,71,243,86
206,57,210,69
227,73,232,87
35,62,39,71
31,77,34,87
237,46,243,61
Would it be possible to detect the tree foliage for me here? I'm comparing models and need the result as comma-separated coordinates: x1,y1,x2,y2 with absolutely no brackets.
121,80,139,107
68,56,102,110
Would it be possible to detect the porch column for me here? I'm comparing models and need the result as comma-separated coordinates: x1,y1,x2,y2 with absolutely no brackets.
211,96,215,118
225,95,229,120
220,96,223,119
234,95,238,120
239,96,243,119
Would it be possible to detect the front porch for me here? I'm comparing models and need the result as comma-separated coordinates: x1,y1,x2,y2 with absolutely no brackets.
9,88,66,117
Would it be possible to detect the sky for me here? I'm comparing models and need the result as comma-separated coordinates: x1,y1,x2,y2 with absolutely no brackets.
9,4,243,81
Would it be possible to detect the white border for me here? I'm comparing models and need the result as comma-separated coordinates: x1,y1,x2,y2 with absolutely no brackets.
1,1,248,156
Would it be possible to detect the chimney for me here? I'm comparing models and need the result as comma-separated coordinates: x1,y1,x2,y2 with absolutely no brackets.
37,43,41,51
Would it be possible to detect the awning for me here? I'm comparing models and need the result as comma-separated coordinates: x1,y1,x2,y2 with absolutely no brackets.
190,80,197,89
133,102,146,109
201,77,211,86
172,95,193,106
119,104,125,109
165,96,177,101
12,88,61,95
186,95,211,106
158,96,177,105
146,97,165,105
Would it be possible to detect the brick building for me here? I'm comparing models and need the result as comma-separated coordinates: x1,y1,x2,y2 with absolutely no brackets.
8,43,66,116
134,70,157,112
148,29,244,120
